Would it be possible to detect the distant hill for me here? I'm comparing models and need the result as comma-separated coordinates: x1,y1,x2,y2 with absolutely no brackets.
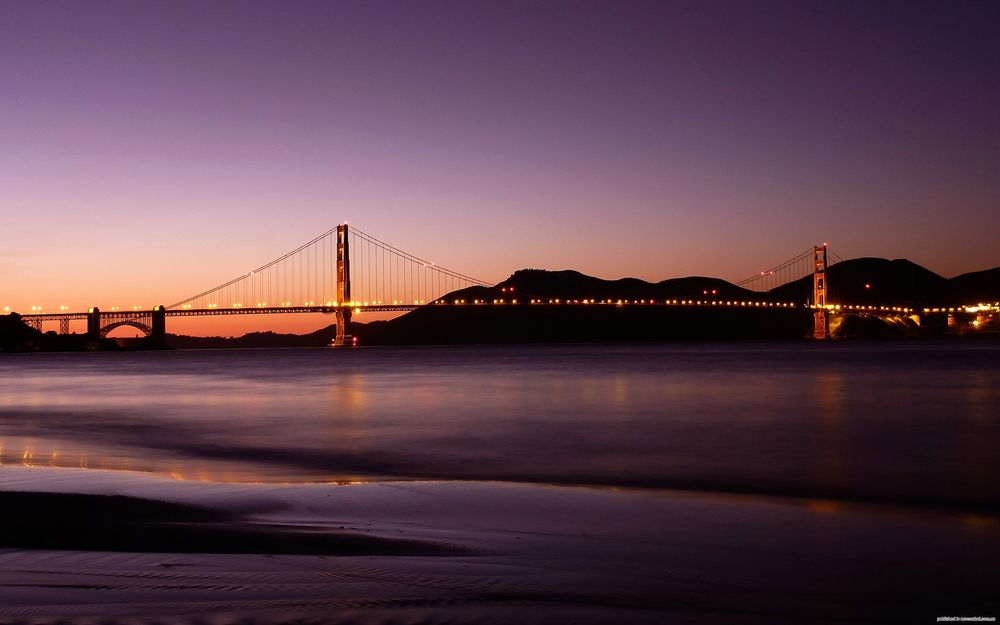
949,267,1000,304
446,261,1000,308
767,259,999,306
448,269,756,304
355,305,810,345
0,314,117,352
166,326,339,349
0,314,42,352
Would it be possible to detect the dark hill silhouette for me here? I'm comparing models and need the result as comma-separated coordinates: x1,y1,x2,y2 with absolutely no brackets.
768,258,951,306
355,305,810,345
447,269,755,303
449,261,999,309
167,327,339,349
0,314,41,352
766,259,1000,306
949,267,1000,304
0,314,116,351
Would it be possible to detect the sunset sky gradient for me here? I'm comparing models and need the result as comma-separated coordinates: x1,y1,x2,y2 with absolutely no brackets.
2,0,998,335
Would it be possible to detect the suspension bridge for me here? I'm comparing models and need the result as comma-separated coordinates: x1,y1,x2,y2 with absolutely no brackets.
11,225,983,345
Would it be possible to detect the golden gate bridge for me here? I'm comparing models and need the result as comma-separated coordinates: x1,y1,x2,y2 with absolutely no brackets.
12,224,978,344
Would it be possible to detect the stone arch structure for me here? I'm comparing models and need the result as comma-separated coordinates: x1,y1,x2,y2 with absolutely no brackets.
100,320,153,338
87,306,166,347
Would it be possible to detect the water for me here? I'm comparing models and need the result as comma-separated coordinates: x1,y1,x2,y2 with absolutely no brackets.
1,342,998,509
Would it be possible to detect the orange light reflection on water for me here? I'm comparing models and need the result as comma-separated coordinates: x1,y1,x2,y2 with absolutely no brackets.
0,437,368,485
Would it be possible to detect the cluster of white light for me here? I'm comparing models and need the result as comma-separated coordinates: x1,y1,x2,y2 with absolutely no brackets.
813,304,912,312
489,298,519,304
924,302,1000,313
514,299,798,307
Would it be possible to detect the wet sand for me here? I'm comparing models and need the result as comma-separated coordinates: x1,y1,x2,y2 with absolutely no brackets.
1,466,998,624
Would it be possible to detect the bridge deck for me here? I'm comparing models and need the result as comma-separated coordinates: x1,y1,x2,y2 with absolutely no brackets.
12,300,933,323
166,305,418,316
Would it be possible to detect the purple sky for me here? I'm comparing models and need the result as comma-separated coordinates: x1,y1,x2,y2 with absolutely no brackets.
2,0,998,332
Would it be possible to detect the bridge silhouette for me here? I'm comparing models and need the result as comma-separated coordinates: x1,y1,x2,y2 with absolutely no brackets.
13,224,934,344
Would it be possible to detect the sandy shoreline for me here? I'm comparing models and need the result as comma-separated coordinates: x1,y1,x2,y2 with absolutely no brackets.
0,466,997,624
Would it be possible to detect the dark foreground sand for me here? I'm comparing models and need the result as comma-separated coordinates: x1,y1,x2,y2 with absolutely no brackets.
0,466,997,624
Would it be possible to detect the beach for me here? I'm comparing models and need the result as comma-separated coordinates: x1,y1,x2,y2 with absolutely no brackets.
2,466,997,624
1,343,998,623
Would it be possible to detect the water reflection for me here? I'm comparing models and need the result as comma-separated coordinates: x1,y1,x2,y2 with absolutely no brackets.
812,370,848,490
0,344,997,508
962,370,996,494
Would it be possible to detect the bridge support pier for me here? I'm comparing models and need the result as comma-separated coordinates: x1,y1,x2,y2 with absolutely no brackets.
87,307,101,342
150,305,166,348
334,308,353,346
59,319,70,334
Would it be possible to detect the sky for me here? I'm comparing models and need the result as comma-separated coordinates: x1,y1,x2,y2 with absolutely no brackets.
2,0,998,335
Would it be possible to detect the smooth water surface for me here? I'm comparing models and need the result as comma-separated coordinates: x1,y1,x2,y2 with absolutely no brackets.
1,342,998,508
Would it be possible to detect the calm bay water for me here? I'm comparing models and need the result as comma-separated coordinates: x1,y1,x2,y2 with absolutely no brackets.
1,342,998,509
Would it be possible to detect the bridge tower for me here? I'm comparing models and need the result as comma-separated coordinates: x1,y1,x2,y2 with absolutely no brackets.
813,245,828,339
333,224,353,346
